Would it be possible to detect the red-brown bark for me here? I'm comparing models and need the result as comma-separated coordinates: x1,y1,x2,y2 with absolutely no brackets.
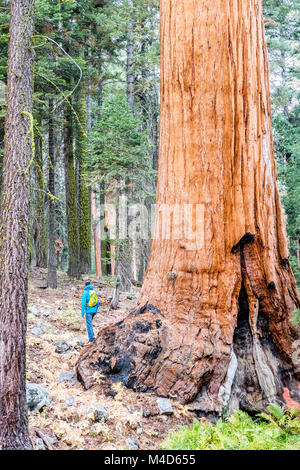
0,0,35,449
76,0,300,415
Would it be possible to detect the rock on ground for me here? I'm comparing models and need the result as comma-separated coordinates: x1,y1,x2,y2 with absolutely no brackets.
157,398,173,415
42,309,53,317
126,438,139,450
35,438,46,450
26,383,52,412
54,340,72,354
28,306,39,315
93,405,107,423
72,337,85,348
65,396,77,407
56,371,77,386
31,321,49,336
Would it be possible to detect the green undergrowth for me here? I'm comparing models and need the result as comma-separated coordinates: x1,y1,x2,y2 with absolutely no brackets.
162,405,300,450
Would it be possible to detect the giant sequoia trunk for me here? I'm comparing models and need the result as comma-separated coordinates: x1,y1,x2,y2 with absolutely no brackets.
0,0,34,449
76,0,300,414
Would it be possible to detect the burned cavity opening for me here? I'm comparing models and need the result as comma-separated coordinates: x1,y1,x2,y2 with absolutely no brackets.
96,353,137,388
231,283,263,415
233,283,253,356
231,282,299,412
231,232,255,254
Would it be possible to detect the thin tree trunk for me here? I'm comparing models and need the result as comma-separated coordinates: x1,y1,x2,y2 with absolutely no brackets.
47,98,57,288
98,46,104,109
151,86,159,172
76,0,300,415
126,21,135,112
95,47,110,276
126,18,137,286
64,102,80,279
76,87,91,274
280,49,290,119
104,190,116,276
34,113,47,268
0,0,34,450
100,183,111,275
110,274,121,310
92,189,101,277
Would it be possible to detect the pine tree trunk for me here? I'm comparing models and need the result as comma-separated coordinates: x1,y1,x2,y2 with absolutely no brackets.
34,113,47,268
64,103,81,279
126,21,135,112
92,189,101,277
96,49,110,275
76,88,91,274
100,182,111,275
120,21,136,289
151,86,159,172
0,0,34,449
0,120,4,205
76,0,300,414
47,98,57,288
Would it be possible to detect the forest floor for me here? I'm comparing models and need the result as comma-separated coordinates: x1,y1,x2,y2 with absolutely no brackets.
27,267,195,450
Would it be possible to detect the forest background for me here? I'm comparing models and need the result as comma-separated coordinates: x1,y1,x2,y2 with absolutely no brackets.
0,0,299,291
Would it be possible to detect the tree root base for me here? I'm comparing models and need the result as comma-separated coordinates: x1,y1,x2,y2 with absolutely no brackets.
76,303,167,393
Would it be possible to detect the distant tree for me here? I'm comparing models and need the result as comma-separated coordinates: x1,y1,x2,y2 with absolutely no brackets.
64,100,81,279
263,0,300,284
76,86,91,274
33,112,48,268
47,97,57,288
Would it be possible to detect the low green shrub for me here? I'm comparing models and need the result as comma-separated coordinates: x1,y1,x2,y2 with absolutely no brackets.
162,406,300,450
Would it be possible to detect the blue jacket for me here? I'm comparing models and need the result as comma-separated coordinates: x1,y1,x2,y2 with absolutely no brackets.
81,284,99,317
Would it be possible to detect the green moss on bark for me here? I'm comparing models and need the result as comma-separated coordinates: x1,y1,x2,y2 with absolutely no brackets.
64,101,80,279
76,85,91,274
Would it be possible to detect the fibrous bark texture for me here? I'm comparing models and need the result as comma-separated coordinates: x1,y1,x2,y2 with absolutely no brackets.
77,87,91,274
47,98,57,288
92,189,102,277
34,114,48,268
76,0,300,415
64,102,80,279
0,0,34,449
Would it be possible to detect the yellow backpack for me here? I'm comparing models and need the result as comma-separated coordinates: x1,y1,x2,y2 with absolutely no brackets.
87,290,98,307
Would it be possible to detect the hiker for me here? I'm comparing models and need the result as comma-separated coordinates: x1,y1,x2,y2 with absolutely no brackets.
81,281,99,343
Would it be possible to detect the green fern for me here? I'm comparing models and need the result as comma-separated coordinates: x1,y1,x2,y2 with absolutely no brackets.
267,403,286,421
291,309,300,327
162,408,300,450
259,403,300,435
